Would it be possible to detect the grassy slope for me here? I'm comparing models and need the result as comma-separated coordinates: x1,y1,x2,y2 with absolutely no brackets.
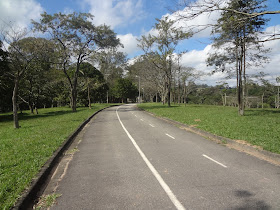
0,104,114,209
138,103,280,154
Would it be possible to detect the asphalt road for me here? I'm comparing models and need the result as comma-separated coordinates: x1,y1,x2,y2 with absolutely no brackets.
50,104,280,210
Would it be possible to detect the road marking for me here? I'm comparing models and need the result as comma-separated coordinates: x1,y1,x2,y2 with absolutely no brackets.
135,115,137,117
166,133,175,139
116,107,186,210
149,124,155,127
202,154,227,168
140,119,144,121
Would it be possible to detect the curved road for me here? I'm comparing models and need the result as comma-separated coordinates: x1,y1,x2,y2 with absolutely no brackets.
50,104,280,209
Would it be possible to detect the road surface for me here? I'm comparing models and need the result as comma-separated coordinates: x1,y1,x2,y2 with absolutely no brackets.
49,104,280,209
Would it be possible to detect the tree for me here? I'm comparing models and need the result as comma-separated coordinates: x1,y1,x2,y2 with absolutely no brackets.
127,55,165,103
16,38,53,114
0,40,13,113
32,12,121,112
78,62,107,108
113,78,138,103
1,28,27,128
2,27,52,128
93,49,126,102
175,0,280,41
207,0,269,115
138,16,192,106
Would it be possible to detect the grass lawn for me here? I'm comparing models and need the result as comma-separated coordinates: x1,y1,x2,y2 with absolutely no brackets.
138,103,280,154
0,104,115,209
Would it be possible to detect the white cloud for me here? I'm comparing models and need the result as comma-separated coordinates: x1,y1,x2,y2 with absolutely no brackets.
83,0,145,29
142,0,223,42
168,0,225,38
179,29,280,86
0,0,43,30
117,33,141,56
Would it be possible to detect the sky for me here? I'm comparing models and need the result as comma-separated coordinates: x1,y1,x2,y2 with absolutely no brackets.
0,0,279,86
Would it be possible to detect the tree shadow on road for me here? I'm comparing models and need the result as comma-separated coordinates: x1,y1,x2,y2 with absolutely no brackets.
231,190,271,210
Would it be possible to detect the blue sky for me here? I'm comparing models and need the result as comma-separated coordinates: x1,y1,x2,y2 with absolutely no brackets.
0,0,279,86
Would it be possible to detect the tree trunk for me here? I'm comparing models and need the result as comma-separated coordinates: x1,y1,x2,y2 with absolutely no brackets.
167,57,172,107
12,78,20,129
242,39,246,112
262,93,264,109
70,87,77,112
29,104,34,114
71,75,78,112
183,83,187,107
238,63,244,116
167,82,171,107
235,39,244,116
178,81,181,104
156,93,158,103
88,85,91,109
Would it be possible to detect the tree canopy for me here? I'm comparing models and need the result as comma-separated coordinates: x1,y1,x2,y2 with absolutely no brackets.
32,12,121,112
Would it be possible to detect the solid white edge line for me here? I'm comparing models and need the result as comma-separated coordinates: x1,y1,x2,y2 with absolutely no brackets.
203,154,227,168
116,107,186,210
165,133,175,139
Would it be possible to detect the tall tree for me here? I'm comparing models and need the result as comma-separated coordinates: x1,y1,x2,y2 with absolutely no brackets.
207,0,269,115
2,29,52,128
0,40,13,112
32,12,121,111
138,16,192,106
113,78,138,103
127,55,165,103
78,62,107,108
17,38,53,114
175,0,280,41
93,49,126,102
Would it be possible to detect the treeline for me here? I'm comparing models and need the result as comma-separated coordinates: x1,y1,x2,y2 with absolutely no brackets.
134,0,280,116
170,83,278,108
0,39,138,113
0,12,138,128
127,56,279,108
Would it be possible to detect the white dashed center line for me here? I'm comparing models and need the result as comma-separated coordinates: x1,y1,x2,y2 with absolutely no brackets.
116,107,186,210
149,124,155,127
165,133,175,139
202,154,227,168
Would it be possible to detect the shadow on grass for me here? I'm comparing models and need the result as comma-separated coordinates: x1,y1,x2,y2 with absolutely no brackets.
245,109,280,116
139,104,181,110
0,109,82,123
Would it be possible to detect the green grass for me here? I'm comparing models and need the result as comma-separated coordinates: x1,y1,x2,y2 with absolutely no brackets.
34,193,62,210
0,104,116,209
138,103,280,154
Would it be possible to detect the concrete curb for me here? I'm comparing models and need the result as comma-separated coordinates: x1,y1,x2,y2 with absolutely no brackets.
13,105,119,210
138,107,280,166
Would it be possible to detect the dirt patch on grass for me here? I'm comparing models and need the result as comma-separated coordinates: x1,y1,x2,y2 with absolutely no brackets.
235,140,263,151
